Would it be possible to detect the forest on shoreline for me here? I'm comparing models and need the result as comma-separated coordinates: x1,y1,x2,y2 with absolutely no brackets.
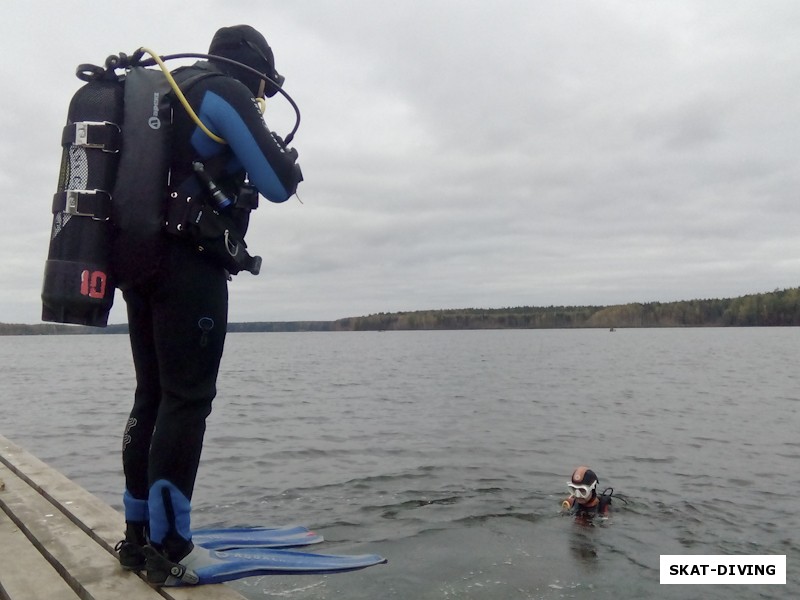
3,287,799,335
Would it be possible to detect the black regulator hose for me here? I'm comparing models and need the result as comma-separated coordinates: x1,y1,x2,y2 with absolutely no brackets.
76,49,301,145
150,52,301,144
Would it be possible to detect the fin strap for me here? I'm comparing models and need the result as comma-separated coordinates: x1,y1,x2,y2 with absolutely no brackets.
143,546,199,586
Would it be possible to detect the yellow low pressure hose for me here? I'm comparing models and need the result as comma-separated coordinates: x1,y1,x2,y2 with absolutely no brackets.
139,47,227,145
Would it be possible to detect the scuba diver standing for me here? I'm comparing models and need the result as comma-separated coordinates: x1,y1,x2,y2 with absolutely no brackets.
45,22,382,586
112,25,303,585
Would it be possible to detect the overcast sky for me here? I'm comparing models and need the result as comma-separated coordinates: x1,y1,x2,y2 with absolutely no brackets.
2,1,799,324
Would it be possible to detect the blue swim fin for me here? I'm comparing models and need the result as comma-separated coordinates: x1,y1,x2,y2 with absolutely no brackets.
147,545,388,586
193,524,324,549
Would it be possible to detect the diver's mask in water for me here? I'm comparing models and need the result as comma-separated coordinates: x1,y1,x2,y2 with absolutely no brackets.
567,481,597,500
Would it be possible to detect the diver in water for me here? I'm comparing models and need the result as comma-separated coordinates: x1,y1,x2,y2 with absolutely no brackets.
561,466,612,518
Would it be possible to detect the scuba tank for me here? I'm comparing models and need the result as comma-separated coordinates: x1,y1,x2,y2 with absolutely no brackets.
41,58,175,325
41,71,123,327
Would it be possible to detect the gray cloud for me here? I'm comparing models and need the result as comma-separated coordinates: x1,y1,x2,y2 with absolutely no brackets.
2,0,799,324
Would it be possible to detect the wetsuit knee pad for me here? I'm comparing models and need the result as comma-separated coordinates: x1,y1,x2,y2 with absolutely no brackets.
148,479,192,544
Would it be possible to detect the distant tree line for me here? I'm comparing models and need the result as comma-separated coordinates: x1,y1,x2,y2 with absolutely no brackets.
3,287,799,335
330,287,800,331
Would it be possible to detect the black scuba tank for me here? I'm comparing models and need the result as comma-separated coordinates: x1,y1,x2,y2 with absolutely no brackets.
41,75,123,327
42,62,174,325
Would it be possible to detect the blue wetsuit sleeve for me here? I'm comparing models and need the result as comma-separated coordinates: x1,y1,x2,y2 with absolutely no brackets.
191,84,301,202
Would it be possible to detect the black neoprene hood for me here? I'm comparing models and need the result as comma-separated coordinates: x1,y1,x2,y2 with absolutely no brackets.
208,24,282,97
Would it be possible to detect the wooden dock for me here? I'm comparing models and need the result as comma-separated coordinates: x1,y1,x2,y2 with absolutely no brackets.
0,434,246,600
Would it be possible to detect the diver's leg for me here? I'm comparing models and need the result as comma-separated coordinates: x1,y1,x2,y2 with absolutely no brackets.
117,283,163,568
146,241,228,568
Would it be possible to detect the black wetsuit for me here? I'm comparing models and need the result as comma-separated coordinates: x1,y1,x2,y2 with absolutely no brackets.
121,62,299,551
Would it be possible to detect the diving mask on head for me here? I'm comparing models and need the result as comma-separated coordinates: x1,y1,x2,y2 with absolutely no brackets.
567,481,597,500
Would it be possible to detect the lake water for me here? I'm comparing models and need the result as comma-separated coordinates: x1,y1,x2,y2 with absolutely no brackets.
1,328,797,598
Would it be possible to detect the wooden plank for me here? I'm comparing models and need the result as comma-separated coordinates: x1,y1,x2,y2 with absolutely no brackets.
0,509,78,600
0,435,247,600
0,460,161,600
0,439,124,557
